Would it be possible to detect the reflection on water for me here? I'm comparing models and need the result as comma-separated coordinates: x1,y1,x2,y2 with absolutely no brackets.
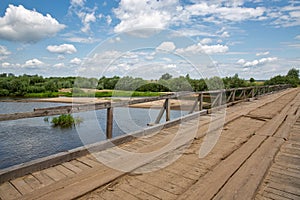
0,101,187,169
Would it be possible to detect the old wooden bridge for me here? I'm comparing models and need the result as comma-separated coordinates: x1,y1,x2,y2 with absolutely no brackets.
0,84,300,200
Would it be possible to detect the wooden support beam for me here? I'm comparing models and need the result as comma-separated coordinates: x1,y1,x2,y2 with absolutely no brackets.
154,99,167,124
106,107,113,139
188,97,199,114
211,93,220,108
232,89,236,102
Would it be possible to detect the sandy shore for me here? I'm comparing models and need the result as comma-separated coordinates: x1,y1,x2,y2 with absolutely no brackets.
30,97,198,110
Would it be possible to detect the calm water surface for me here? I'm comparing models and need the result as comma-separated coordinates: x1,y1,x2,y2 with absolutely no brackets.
0,101,187,169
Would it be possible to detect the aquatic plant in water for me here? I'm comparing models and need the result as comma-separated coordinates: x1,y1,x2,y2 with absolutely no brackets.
51,114,82,128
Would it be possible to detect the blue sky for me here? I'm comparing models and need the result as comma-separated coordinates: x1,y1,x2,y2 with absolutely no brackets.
0,0,299,80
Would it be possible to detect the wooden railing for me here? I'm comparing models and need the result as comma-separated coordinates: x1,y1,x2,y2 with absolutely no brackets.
0,84,291,139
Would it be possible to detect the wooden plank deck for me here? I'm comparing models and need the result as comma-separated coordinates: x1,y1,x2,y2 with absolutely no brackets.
0,88,299,200
255,116,300,200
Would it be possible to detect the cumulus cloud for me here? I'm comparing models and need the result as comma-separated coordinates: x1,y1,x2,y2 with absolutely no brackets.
70,0,85,7
113,0,181,33
113,0,266,34
0,5,65,43
220,31,230,38
176,43,229,55
200,38,213,45
237,59,246,64
69,0,97,33
47,44,77,54
0,45,11,55
256,51,270,56
270,5,300,27
1,62,11,68
23,59,44,68
53,63,65,68
295,35,300,40
0,45,11,61
106,15,112,25
70,57,82,65
80,12,96,33
156,42,176,52
238,57,278,67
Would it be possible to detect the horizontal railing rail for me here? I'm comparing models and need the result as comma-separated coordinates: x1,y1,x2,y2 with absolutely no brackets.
0,84,291,139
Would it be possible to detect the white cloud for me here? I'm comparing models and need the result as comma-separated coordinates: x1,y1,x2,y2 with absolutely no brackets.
113,0,266,35
200,38,213,45
69,0,97,33
23,59,44,68
106,15,112,25
113,0,180,33
237,59,246,64
70,0,85,7
268,5,300,27
1,62,11,68
53,63,65,68
47,44,77,54
185,2,265,22
242,57,278,67
288,44,300,48
0,45,11,55
70,57,82,65
256,51,270,56
0,5,65,43
0,45,11,61
220,31,230,38
176,43,229,55
64,36,97,44
295,35,300,40
156,42,176,52
80,12,96,33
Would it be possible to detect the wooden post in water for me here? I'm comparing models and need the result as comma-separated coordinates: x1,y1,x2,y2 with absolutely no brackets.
106,107,113,139
199,93,203,111
165,98,170,121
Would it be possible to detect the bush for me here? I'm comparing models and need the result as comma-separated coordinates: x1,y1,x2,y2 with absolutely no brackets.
51,114,82,128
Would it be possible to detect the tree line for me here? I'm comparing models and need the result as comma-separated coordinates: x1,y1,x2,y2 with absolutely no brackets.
0,68,298,97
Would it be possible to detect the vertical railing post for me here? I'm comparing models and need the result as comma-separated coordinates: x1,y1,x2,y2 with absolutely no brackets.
165,98,170,121
106,107,113,139
251,87,255,98
199,92,203,111
219,91,222,106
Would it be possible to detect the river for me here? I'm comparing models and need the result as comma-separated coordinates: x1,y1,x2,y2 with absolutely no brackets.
0,101,187,169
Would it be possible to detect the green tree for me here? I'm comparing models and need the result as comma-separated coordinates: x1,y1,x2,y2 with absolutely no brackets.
160,73,172,80
287,68,299,80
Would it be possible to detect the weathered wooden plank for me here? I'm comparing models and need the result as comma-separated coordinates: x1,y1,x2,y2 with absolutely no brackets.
10,177,34,195
21,167,122,200
54,165,76,177
101,186,140,200
42,167,67,182
62,161,83,174
177,134,267,200
0,182,22,200
77,156,102,168
127,178,177,200
31,171,54,186
23,174,43,190
213,137,284,200
118,182,160,200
